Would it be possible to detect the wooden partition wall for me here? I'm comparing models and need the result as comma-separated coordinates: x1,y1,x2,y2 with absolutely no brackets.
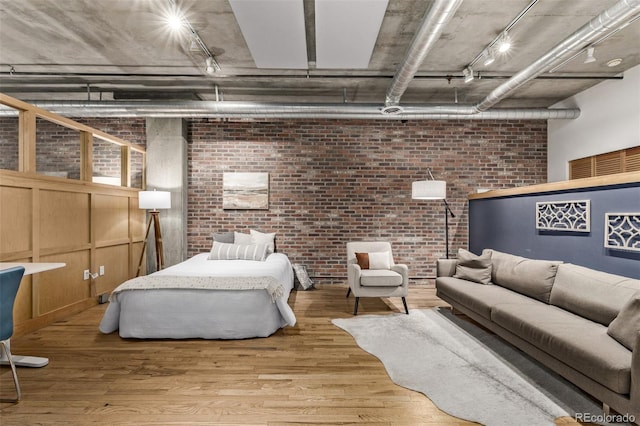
0,94,146,336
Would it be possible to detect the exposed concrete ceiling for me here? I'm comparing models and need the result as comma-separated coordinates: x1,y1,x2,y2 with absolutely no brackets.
0,0,639,116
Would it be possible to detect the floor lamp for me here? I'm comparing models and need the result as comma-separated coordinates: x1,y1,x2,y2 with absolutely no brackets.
412,169,456,259
136,190,171,277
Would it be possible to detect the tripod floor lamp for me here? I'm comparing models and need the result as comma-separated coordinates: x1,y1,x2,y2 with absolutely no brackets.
136,190,171,277
412,169,456,259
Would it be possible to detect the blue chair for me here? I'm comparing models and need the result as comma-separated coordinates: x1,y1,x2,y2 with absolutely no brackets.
1,266,25,402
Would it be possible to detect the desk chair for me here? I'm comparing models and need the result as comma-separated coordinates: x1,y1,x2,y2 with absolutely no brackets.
0,266,25,402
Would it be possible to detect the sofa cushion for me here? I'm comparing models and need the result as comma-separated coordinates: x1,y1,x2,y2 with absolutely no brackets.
484,249,561,303
549,263,640,326
608,291,640,350
360,269,403,287
491,303,632,394
453,249,492,285
436,277,538,320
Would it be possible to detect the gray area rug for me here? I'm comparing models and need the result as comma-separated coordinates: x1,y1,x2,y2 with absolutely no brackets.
332,308,614,426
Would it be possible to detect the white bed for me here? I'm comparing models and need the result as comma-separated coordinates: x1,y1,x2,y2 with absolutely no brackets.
99,253,296,339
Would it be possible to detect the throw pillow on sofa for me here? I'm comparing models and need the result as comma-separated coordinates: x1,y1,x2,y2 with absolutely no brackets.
453,248,492,285
483,249,561,303
607,291,640,350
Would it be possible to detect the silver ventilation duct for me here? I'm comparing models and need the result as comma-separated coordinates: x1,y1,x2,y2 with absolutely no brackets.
0,101,580,120
384,0,464,107
4,0,636,120
474,0,640,112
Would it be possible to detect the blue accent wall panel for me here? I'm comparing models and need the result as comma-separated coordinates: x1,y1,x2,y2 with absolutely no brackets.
469,183,640,279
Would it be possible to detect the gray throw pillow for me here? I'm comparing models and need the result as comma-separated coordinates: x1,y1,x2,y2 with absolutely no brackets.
212,232,234,244
453,248,492,285
607,291,640,350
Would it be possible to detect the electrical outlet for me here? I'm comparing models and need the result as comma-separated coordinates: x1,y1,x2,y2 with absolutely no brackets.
83,269,90,280
99,265,105,276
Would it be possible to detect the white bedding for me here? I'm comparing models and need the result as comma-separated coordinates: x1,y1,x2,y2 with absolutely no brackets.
99,253,296,339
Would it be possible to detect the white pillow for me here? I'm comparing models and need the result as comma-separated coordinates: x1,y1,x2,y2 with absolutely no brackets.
208,242,268,261
250,229,276,254
368,251,391,270
234,231,253,245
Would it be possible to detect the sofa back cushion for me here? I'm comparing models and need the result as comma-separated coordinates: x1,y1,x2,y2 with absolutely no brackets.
549,263,640,326
484,249,561,303
608,291,640,350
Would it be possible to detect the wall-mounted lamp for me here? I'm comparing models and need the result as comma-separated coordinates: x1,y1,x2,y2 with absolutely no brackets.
136,190,171,276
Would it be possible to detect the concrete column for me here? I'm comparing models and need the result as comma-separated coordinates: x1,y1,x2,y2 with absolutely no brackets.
145,118,188,271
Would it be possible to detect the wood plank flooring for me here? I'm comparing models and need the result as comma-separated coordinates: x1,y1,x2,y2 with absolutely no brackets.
1,284,588,425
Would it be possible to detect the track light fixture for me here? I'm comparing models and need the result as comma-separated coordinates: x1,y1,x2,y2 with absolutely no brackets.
497,32,512,53
584,47,596,64
205,56,219,74
167,0,221,74
465,1,537,74
482,49,495,66
463,66,474,83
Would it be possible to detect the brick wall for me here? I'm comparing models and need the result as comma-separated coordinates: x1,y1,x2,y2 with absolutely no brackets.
187,118,548,281
3,115,547,281
0,117,19,171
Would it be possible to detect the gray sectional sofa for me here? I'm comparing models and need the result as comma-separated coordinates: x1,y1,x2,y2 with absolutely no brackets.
436,249,640,419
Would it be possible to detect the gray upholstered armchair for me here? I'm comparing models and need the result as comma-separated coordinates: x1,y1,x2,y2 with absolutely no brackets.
346,241,409,315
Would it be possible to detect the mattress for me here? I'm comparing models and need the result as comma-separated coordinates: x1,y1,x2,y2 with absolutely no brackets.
99,253,296,339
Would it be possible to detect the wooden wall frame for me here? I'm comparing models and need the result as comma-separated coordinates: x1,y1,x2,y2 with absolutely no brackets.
0,93,147,336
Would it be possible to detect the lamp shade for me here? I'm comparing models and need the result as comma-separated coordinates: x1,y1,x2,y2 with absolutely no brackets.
412,180,446,200
139,190,171,210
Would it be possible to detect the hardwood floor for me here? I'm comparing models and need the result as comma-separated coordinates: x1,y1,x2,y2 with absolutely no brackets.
1,284,588,425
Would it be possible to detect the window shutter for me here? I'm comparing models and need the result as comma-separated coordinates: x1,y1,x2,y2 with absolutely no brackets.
624,146,640,172
569,146,639,180
569,157,594,180
594,152,623,176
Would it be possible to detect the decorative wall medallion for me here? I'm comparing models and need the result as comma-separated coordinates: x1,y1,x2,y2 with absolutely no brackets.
605,213,640,252
223,172,269,209
536,200,590,232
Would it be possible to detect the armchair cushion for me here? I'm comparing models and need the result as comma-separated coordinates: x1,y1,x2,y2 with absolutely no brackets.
360,269,403,287
356,252,391,270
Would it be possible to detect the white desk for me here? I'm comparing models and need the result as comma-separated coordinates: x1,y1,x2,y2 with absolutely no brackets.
0,262,66,368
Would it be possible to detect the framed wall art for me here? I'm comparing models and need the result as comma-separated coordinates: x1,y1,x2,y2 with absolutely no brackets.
605,213,640,252
535,200,590,232
223,172,269,210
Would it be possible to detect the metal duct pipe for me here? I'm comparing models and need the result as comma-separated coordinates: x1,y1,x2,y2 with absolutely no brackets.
475,0,640,112
0,101,579,120
384,0,464,107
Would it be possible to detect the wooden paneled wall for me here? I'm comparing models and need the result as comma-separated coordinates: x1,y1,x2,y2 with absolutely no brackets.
0,172,146,335
0,93,147,336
